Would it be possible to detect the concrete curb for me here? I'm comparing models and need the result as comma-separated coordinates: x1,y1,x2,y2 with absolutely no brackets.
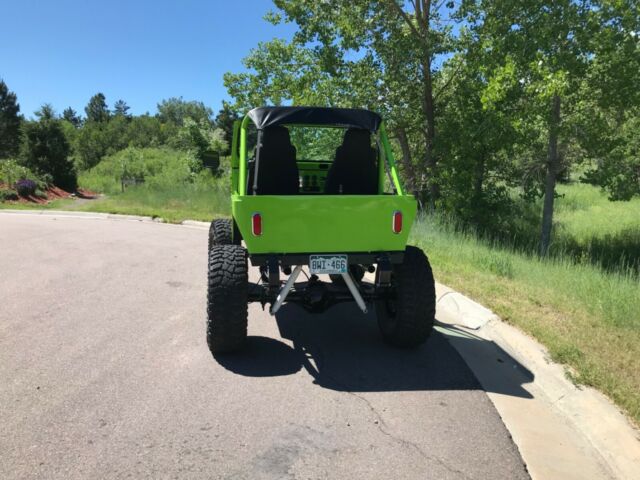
0,209,210,229
180,220,210,228
435,283,640,480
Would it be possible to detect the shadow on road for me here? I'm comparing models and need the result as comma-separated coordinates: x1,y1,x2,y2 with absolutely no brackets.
215,303,533,398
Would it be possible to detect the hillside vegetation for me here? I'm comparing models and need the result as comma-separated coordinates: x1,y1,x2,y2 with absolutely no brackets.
76,147,230,222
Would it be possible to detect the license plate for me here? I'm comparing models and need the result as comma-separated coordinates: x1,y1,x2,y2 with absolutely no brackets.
309,255,348,275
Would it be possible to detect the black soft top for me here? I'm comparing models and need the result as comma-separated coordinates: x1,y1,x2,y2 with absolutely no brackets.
247,106,382,132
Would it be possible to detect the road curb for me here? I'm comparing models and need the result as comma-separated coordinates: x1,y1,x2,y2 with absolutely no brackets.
180,220,210,228
0,209,212,229
435,283,640,480
0,209,158,222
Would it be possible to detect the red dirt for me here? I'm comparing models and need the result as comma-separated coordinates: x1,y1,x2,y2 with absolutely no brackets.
0,184,99,205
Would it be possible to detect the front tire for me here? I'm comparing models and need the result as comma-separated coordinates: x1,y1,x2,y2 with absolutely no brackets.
207,244,248,354
376,246,435,348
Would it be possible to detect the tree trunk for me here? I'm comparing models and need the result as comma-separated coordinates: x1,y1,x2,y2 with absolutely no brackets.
473,152,486,225
386,0,437,209
422,58,437,211
539,94,561,256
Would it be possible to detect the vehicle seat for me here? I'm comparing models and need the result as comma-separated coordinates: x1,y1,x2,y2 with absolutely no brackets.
324,128,378,195
250,126,299,195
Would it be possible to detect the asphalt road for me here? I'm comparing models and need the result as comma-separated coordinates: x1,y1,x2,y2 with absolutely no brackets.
0,213,529,479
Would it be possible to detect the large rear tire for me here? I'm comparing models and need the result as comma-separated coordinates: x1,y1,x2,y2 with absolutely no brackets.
208,218,240,251
376,246,435,348
207,244,248,354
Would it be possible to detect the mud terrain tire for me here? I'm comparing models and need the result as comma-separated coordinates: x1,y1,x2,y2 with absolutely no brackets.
208,219,240,251
376,246,436,348
207,244,248,354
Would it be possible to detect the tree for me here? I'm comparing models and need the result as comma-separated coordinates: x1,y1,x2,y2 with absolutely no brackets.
37,103,57,120
113,99,131,119
156,97,212,126
84,93,110,123
20,105,77,190
170,118,228,167
0,79,21,158
579,2,640,200
62,107,82,127
462,0,602,255
214,102,240,154
126,115,165,148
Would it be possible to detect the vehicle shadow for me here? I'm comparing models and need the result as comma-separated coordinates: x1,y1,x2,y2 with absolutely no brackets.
214,303,534,398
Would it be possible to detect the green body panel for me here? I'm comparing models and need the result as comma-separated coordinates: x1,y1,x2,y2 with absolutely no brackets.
232,194,417,254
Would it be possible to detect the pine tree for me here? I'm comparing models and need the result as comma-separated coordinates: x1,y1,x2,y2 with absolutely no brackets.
0,79,22,157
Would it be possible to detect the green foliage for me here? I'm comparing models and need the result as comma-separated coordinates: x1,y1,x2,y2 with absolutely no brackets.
225,0,639,258
582,112,640,200
156,97,212,126
0,159,40,186
76,146,231,222
126,115,166,148
62,107,81,127
214,102,239,155
84,93,110,123
0,187,18,201
73,182,230,223
169,118,228,167
288,126,344,161
19,106,77,191
79,147,217,194
113,99,131,118
75,121,112,169
0,79,22,158
75,114,143,169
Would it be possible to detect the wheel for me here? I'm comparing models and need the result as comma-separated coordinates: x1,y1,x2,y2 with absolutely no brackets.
375,246,435,348
207,244,248,353
208,218,240,251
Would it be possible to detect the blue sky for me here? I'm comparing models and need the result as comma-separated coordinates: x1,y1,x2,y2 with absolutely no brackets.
0,0,295,118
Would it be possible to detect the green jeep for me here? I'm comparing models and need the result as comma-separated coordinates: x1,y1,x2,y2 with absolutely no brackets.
207,106,435,353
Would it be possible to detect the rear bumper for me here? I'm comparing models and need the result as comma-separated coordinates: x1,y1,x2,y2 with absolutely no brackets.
248,251,404,267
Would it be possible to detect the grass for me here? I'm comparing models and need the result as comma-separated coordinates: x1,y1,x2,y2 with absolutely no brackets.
411,211,640,425
72,185,229,223
74,146,230,223
553,183,640,274
0,199,73,210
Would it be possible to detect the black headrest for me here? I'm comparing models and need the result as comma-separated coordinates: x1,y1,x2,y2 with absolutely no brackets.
341,128,371,150
261,126,292,149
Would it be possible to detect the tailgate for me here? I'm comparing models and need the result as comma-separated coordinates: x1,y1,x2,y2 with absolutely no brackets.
232,194,417,254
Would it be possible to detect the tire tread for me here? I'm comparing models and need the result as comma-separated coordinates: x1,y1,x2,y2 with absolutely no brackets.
207,244,248,353
377,245,436,348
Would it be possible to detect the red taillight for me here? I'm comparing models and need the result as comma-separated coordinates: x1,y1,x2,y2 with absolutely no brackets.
392,211,402,234
252,213,262,236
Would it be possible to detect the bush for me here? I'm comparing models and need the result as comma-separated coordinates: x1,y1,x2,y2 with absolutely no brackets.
20,116,78,191
15,179,37,196
0,159,36,186
79,147,220,194
0,187,18,201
